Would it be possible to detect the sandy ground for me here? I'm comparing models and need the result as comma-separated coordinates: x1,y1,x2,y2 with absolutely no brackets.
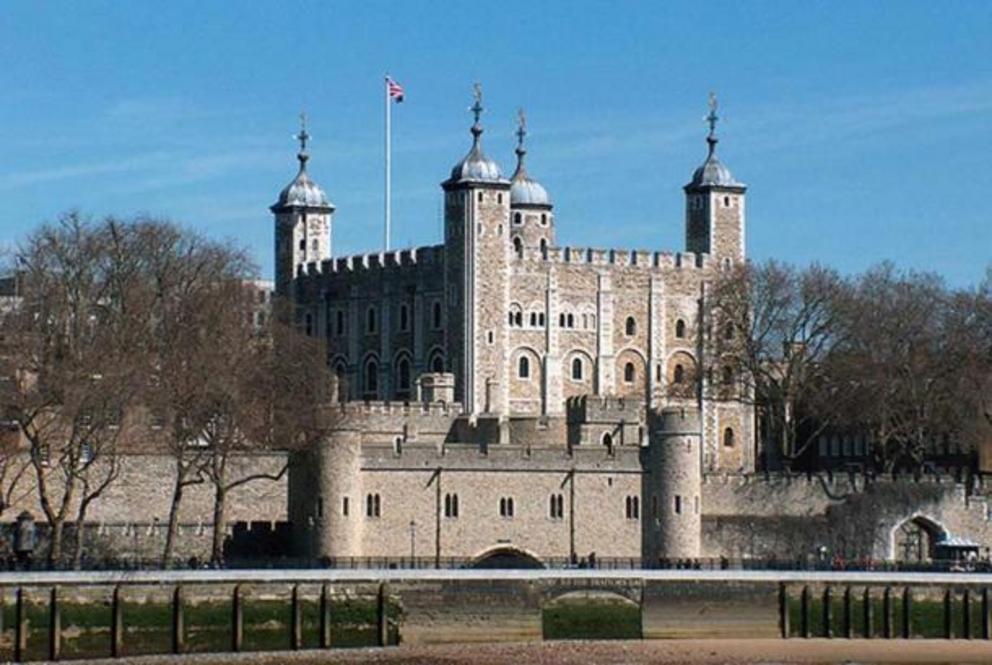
42,640,992,665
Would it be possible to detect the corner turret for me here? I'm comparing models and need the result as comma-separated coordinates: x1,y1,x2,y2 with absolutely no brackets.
684,94,746,265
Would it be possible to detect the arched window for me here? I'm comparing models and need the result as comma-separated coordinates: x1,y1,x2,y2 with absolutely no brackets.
571,357,583,381
540,213,548,226
723,427,735,448
675,319,686,338
513,212,522,225
364,359,379,399
539,238,547,258
366,306,377,334
513,236,523,259
444,493,459,518
602,432,613,448
673,364,685,384
397,357,411,394
567,313,574,328
518,356,530,379
559,313,566,327
538,313,545,326
624,362,635,383
430,354,444,373
529,312,537,327
514,311,523,326
549,494,564,519
399,304,410,332
722,366,734,385
432,302,442,328
625,317,636,336
366,493,381,517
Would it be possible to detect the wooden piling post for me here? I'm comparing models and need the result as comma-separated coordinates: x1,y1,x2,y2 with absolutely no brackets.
963,589,972,640
320,584,332,649
172,585,185,654
778,583,789,639
902,587,912,639
15,586,26,663
823,586,833,638
883,587,893,639
232,585,243,652
944,589,953,640
110,585,123,658
291,584,302,650
377,582,389,647
863,587,873,639
982,588,990,640
843,586,853,639
49,586,61,661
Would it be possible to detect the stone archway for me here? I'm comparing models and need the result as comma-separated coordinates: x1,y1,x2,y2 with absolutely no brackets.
470,546,545,569
542,589,642,640
892,515,946,562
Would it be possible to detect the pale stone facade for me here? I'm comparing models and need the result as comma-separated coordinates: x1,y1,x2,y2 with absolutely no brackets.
279,96,756,564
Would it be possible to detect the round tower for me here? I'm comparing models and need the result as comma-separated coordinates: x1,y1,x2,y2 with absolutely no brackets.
306,428,364,558
645,407,702,561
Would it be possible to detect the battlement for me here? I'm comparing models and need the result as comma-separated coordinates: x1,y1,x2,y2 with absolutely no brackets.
322,398,462,418
527,245,712,271
567,395,645,422
296,244,445,279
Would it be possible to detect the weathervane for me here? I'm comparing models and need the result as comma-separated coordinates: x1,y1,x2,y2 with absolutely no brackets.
295,111,310,155
706,92,719,138
516,108,527,148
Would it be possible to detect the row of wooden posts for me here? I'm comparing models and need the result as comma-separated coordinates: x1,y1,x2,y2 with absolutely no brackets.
779,584,992,639
8,582,392,662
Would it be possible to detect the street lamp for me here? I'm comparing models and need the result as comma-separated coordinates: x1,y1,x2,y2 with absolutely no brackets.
409,520,416,565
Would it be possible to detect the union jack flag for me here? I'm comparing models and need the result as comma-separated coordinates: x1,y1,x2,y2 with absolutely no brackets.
386,76,404,103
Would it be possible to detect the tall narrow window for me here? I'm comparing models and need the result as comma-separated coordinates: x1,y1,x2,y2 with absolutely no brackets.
399,304,410,332
723,427,735,448
625,496,640,519
366,493,381,517
499,497,515,517
342,497,349,516
539,238,548,257
513,212,522,225
625,317,636,336
366,306,377,334
397,358,411,394
673,364,685,384
518,356,530,379
675,319,686,339
431,354,444,373
571,357,583,381
549,494,564,519
364,359,379,399
444,493,459,518
432,301,442,328
513,236,523,259
336,310,345,336
567,314,574,328
624,362,635,383
674,495,682,515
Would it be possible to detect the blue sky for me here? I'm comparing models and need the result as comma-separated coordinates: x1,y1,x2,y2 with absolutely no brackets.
1,1,989,286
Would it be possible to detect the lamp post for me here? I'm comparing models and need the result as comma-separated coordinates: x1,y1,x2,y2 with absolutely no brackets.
409,520,416,565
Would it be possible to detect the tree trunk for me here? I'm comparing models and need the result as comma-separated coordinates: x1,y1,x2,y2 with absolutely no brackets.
49,519,64,569
162,473,184,569
71,504,91,570
211,485,227,566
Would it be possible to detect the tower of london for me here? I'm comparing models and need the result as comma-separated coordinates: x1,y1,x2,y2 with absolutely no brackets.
283,90,755,565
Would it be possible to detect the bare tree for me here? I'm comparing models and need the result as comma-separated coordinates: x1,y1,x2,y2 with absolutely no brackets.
0,213,145,567
834,264,984,471
185,285,329,564
707,260,851,468
129,219,257,567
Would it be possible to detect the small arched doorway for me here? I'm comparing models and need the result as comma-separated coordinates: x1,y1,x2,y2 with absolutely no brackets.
543,590,642,640
893,516,945,562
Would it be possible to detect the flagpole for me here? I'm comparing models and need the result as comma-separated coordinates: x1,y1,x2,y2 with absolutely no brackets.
384,74,392,252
